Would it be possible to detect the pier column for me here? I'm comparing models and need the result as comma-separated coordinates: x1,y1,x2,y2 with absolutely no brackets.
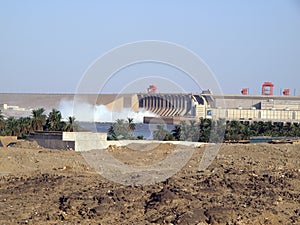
151,96,154,108
142,97,146,109
156,96,159,108
144,97,147,109
167,95,170,108
171,95,175,108
175,95,179,108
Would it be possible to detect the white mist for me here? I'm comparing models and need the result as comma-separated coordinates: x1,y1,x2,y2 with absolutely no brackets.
58,99,156,123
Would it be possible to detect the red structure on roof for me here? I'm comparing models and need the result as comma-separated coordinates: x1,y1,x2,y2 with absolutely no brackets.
262,82,274,95
147,85,157,93
241,88,249,95
283,89,290,96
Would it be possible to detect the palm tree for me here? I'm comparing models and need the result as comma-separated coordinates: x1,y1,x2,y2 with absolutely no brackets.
17,117,32,137
180,121,189,140
263,121,274,136
31,108,47,131
240,121,251,140
4,117,18,136
108,124,118,140
187,120,199,142
291,122,300,137
65,116,76,132
47,109,63,131
175,121,188,141
199,118,212,142
210,118,226,143
108,119,135,140
108,119,124,140
127,117,136,132
172,124,182,141
225,120,243,141
283,122,293,137
153,124,168,141
153,124,170,140
257,121,266,135
271,122,280,136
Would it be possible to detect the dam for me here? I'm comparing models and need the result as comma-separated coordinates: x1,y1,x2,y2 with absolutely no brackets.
136,92,300,122
1,89,300,123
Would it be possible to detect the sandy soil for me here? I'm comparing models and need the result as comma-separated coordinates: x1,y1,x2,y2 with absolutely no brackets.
0,142,299,225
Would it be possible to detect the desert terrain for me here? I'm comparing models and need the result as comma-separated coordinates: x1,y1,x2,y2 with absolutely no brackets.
0,142,299,225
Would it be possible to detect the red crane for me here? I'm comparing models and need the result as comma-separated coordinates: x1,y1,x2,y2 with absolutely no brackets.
262,82,274,95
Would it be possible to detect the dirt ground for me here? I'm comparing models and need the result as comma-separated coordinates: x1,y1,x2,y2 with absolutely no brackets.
0,142,299,225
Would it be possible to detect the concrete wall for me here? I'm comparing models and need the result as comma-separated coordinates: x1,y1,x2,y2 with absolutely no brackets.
63,131,203,151
213,94,300,110
63,132,107,151
212,108,300,122
195,105,207,118
143,116,181,124
28,132,75,150
130,94,139,112
261,100,300,110
106,97,124,112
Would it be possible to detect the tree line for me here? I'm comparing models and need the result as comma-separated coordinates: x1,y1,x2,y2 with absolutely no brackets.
154,119,300,142
3,110,299,142
107,118,139,140
108,118,300,142
0,108,76,138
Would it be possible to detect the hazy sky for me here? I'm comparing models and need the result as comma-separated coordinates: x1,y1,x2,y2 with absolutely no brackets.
1,0,300,95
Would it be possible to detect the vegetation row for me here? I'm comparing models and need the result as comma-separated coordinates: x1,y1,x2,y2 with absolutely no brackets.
0,108,76,138
108,118,300,142
1,108,299,143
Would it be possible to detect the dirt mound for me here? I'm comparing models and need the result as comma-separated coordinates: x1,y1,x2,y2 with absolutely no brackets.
13,140,41,149
0,143,299,224
107,143,177,166
0,136,17,147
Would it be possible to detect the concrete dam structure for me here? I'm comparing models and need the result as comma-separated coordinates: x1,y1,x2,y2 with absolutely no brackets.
1,91,300,123
138,94,196,117
136,93,300,123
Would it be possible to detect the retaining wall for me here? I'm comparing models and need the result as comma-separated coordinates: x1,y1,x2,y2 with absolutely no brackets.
63,132,203,152
63,132,107,151
28,132,75,150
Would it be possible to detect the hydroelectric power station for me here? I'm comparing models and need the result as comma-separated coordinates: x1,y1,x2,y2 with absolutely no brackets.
137,82,300,123
1,82,300,123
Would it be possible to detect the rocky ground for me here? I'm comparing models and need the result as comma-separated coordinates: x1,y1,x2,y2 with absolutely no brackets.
0,142,299,225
